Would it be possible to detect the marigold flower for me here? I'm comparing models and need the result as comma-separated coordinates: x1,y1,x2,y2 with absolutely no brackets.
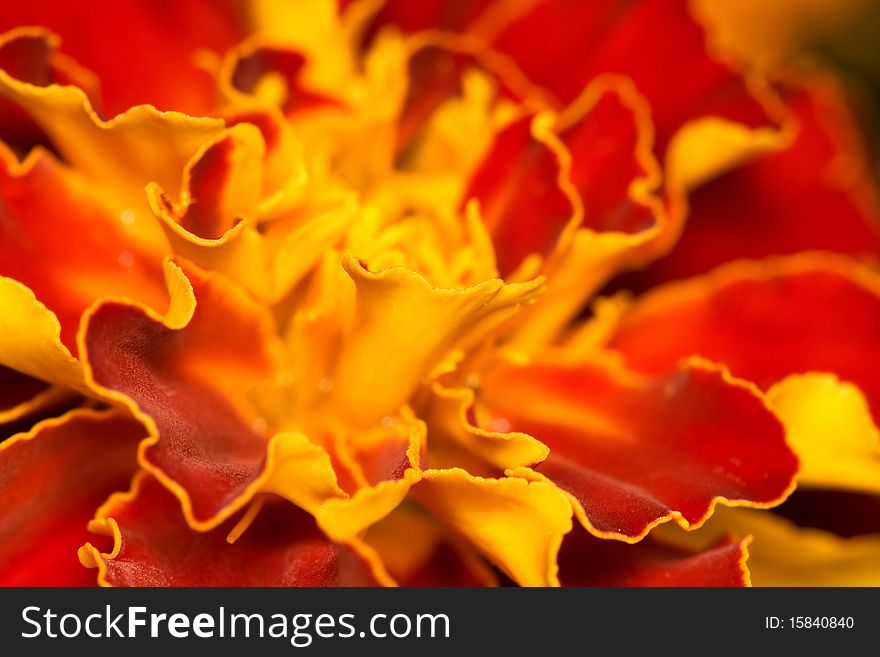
1,0,879,587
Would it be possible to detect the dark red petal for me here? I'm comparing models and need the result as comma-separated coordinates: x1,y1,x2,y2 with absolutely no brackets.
227,44,341,117
479,359,797,540
0,0,245,115
612,80,880,293
607,255,880,421
82,260,280,528
0,409,142,586
559,526,749,587
82,476,388,587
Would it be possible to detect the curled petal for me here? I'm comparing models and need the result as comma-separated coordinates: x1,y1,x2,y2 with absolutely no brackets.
615,78,880,293
331,256,542,426
79,473,393,587
0,0,244,115
81,259,284,529
487,0,779,154
479,358,798,541
607,253,880,421
412,468,573,587
558,527,750,587
0,34,224,209
0,409,143,585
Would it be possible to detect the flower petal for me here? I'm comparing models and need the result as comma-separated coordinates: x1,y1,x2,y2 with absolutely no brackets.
81,259,284,529
330,256,542,426
412,468,573,586
364,504,498,586
0,408,143,586
487,0,777,154
659,507,880,586
0,37,224,209
613,78,880,293
0,146,168,351
479,358,798,541
79,473,393,587
767,374,880,494
558,527,750,587
606,253,880,420
0,0,244,115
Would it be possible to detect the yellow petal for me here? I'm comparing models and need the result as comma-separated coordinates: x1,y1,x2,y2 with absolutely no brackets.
768,373,880,493
0,277,85,392
413,468,573,586
331,256,542,426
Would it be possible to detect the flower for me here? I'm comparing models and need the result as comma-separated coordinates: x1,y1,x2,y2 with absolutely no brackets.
1,0,879,587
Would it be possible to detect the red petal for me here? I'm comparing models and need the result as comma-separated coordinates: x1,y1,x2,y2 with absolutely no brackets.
0,409,142,586
0,1,245,115
479,359,797,540
465,80,659,276
82,260,280,529
613,80,880,293
559,527,749,586
488,0,774,153
81,475,389,587
0,150,167,351
607,255,880,420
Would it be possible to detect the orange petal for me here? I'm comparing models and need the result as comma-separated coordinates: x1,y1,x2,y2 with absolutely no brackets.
0,367,73,425
79,474,393,586
0,147,168,351
0,409,143,586
479,358,798,541
81,259,283,529
607,253,880,421
558,526,750,587
0,1,244,115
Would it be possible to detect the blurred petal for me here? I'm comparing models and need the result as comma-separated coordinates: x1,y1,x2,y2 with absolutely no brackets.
413,468,573,586
80,474,393,587
768,374,880,494
607,253,880,421
81,259,284,529
558,527,750,587
0,147,167,350
479,358,798,541
0,409,143,586
0,0,244,115
614,77,880,292
659,507,880,587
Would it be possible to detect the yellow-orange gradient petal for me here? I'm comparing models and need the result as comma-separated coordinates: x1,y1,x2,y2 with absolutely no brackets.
478,357,798,541
0,408,143,586
768,374,880,494
330,256,542,426
79,473,393,587
412,468,573,587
